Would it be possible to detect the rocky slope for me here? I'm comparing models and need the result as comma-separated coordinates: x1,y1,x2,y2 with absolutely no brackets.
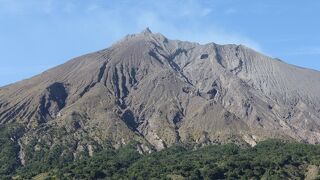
0,28,320,163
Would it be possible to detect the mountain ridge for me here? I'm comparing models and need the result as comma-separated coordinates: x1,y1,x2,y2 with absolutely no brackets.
0,29,320,165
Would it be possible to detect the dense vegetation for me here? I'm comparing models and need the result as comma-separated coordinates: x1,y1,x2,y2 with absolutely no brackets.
1,124,320,179
0,124,24,179
11,141,320,179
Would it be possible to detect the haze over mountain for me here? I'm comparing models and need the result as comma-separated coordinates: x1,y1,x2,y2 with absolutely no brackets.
0,29,320,163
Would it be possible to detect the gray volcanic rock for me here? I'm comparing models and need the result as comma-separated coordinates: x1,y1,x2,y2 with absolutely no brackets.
1,29,320,159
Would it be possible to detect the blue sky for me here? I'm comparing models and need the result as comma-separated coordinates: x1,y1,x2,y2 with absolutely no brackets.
0,0,319,86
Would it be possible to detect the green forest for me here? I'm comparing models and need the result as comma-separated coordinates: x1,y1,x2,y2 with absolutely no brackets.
1,124,320,179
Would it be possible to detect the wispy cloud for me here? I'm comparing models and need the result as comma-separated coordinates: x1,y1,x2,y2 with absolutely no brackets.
85,4,99,13
0,0,261,50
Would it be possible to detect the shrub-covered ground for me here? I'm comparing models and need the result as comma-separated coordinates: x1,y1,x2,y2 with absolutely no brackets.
13,141,320,179
1,124,320,179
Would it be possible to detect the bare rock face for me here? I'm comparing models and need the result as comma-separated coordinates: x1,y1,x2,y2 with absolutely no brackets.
1,28,320,157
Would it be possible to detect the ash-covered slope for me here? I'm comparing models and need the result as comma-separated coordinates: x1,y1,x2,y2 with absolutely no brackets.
0,28,320,160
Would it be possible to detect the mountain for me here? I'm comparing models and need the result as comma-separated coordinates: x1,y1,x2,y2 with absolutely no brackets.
0,28,320,164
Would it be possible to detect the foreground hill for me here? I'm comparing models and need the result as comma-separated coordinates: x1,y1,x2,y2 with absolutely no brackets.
8,140,320,179
0,29,320,173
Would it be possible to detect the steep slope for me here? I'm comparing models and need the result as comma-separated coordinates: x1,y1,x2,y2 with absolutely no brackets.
0,29,320,164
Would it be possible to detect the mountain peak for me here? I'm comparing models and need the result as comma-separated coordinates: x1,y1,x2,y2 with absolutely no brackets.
115,28,155,44
141,27,152,34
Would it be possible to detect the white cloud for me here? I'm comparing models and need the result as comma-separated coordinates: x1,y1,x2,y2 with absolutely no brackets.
175,29,262,51
0,0,261,51
119,0,261,50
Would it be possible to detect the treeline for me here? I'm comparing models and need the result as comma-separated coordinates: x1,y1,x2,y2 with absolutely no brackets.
1,123,320,179
16,141,320,179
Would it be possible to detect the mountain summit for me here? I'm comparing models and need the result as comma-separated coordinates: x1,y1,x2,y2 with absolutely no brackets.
0,29,320,160
141,27,152,34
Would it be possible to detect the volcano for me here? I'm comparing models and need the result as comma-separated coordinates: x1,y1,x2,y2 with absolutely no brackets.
0,29,320,161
